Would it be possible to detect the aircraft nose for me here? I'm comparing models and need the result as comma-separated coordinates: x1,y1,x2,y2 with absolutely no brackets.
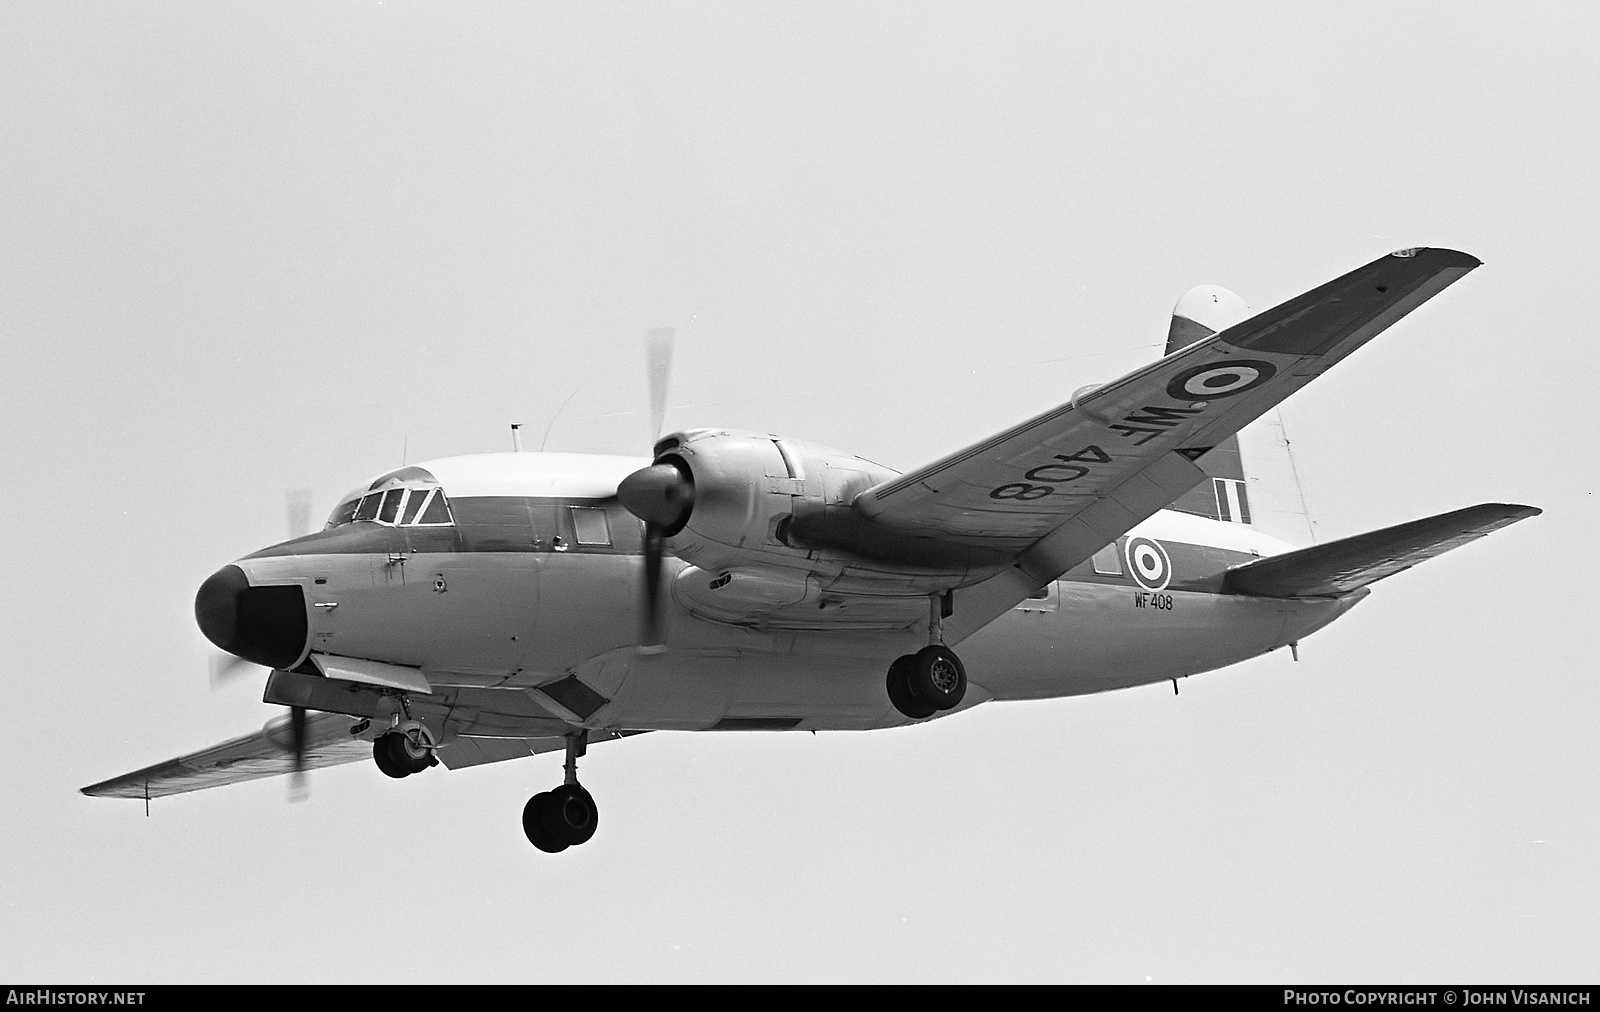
194,565,309,669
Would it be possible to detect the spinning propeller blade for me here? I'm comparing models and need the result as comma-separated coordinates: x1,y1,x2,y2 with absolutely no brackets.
641,526,664,649
646,327,674,445
286,488,313,539
213,654,309,801
286,705,308,803
208,651,260,690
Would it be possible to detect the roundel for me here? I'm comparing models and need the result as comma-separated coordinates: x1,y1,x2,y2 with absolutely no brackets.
1124,536,1172,592
1165,359,1277,402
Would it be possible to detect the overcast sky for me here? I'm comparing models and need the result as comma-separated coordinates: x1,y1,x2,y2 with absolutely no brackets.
2,2,1594,983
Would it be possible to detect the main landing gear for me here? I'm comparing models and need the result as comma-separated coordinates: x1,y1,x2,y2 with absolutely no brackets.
886,644,967,719
888,592,969,719
523,732,599,854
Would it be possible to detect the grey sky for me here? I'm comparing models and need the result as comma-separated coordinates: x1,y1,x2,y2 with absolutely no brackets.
2,2,1593,982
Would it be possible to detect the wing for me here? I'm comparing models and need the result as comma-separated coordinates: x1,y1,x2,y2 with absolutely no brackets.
80,712,371,800
1223,503,1540,598
850,248,1484,642
856,248,1480,557
81,711,651,799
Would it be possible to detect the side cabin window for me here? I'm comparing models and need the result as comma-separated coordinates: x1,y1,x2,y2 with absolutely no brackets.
326,486,456,530
1091,543,1122,576
570,507,611,547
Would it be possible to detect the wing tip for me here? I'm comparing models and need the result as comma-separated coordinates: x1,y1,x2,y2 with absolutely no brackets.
1391,247,1482,270
1490,502,1542,521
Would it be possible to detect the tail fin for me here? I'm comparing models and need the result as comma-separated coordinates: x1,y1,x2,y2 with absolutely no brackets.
1222,503,1540,598
1161,285,1317,545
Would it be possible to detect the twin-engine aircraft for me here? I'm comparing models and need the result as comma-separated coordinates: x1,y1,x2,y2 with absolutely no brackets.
84,248,1538,854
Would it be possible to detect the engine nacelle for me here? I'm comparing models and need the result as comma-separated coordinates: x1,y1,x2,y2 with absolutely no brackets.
651,427,866,567
651,428,993,599
615,428,1017,626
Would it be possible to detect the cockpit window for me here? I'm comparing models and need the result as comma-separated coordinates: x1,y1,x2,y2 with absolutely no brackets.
329,498,360,527
416,491,452,526
399,488,430,525
326,485,455,530
378,488,405,524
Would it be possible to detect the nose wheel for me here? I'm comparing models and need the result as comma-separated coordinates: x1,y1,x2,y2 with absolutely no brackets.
523,731,600,853
372,724,439,778
887,644,967,719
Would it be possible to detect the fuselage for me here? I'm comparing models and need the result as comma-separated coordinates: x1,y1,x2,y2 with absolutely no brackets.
212,451,1359,735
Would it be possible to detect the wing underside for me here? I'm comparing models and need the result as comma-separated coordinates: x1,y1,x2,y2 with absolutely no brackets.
855,248,1481,561
81,707,648,800
80,712,372,800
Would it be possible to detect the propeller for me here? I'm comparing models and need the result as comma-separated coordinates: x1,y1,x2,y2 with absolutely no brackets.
616,328,695,649
214,654,310,800
286,488,313,539
208,650,261,690
286,704,308,802
646,327,673,447
203,489,317,799
262,706,311,803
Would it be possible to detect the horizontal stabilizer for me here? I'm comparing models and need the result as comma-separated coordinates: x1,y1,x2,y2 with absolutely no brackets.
1223,503,1540,598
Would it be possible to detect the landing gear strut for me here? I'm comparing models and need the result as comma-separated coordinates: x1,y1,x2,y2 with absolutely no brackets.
522,731,599,853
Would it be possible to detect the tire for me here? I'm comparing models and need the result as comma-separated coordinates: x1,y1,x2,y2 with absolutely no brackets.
908,645,966,711
522,793,569,853
542,784,599,847
886,654,936,719
373,734,413,779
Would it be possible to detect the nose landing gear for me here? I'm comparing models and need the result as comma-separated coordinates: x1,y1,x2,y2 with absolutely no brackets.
372,726,438,778
523,732,600,853
371,695,440,779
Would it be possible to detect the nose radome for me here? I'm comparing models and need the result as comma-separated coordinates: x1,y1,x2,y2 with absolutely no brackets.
195,565,308,669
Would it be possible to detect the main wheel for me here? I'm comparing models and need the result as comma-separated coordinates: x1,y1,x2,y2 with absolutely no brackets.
522,793,569,853
908,645,966,711
542,783,599,847
886,654,936,719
